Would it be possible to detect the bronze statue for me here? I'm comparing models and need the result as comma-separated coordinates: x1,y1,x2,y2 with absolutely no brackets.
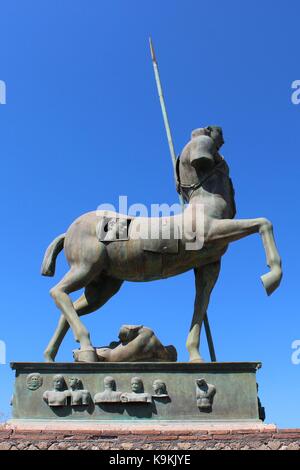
41,126,282,363
81,325,177,363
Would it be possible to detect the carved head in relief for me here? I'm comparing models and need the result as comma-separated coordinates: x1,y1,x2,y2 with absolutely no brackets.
104,376,116,391
153,379,167,396
131,377,143,393
68,376,82,390
53,374,65,391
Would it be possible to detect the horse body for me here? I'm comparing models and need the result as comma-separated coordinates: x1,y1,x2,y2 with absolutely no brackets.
42,130,282,363
61,160,233,283
61,199,227,284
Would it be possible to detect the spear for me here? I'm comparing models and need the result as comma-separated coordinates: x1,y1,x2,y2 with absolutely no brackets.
149,37,217,362
149,38,184,209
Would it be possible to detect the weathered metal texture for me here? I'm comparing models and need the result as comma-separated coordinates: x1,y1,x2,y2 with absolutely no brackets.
11,362,262,422
76,325,177,363
41,127,282,364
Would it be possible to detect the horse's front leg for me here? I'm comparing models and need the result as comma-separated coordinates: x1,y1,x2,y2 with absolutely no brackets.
208,217,282,295
186,261,221,363
44,277,123,362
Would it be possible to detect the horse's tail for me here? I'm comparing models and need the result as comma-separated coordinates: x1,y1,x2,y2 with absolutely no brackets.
41,233,65,277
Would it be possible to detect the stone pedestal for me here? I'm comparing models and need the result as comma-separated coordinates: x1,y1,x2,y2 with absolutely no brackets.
11,362,262,423
2,422,300,450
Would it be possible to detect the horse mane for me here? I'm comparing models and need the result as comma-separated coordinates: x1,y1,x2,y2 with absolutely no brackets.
177,152,237,218
228,175,236,218
220,156,236,219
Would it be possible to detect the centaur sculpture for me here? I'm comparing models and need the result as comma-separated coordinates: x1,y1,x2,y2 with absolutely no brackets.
41,125,282,363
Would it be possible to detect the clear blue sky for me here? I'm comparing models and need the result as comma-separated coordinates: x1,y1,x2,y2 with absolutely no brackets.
0,0,299,427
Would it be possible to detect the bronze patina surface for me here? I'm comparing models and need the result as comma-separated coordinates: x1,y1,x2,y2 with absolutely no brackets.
11,362,263,423
41,127,282,364
73,325,177,363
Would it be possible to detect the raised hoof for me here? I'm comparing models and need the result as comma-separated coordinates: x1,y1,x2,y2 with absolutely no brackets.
74,347,98,363
261,268,282,296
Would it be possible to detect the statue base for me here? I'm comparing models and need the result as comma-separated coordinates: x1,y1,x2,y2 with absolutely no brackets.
10,362,263,423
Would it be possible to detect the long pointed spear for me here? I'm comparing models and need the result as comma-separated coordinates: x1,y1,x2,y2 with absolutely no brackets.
149,38,184,209
149,37,217,362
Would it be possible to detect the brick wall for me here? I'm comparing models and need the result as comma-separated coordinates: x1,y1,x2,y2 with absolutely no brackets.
0,425,299,450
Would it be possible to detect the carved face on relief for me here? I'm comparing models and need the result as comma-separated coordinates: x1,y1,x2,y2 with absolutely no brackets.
53,374,65,391
69,377,80,390
131,377,143,393
26,373,43,391
153,380,166,395
104,376,116,390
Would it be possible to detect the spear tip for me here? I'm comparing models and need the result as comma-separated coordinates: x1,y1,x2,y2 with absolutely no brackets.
149,36,157,63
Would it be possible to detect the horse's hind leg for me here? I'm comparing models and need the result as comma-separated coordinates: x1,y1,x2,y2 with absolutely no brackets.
186,262,221,363
44,276,123,362
49,267,99,359
208,217,282,295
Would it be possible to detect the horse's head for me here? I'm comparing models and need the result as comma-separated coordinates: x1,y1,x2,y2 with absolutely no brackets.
205,126,224,150
189,134,217,171
191,126,224,148
189,126,224,171
179,127,223,182
178,126,235,216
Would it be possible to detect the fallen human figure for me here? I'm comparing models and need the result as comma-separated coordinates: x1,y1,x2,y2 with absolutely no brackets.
73,325,177,362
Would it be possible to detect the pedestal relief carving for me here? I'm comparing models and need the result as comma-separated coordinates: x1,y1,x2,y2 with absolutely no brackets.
26,373,43,391
196,378,216,412
12,362,263,421
68,376,91,406
152,379,169,398
43,375,69,407
121,377,152,403
94,376,123,403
